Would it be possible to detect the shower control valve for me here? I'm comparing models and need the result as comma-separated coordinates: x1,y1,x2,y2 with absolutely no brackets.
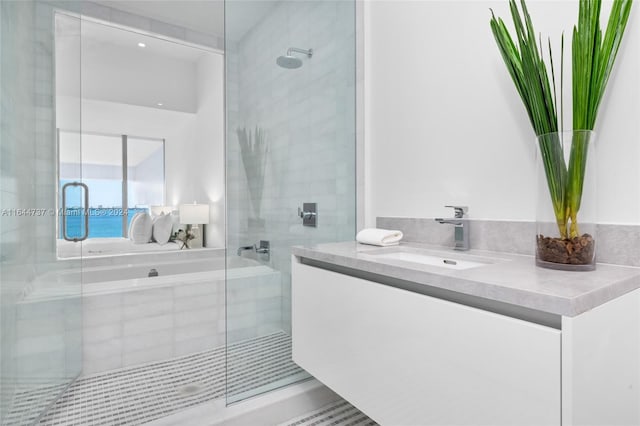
298,208,316,220
298,203,317,227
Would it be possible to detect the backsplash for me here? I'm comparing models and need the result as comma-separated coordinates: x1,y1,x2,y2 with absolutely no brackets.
377,217,640,267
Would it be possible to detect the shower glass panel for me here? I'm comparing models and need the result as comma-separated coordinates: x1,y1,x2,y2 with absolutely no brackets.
1,4,83,424
225,0,356,404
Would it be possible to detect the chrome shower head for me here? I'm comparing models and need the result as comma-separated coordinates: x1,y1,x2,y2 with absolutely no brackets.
276,47,313,69
276,55,303,69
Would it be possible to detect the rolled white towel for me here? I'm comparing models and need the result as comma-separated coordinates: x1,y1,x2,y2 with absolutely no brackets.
356,228,403,247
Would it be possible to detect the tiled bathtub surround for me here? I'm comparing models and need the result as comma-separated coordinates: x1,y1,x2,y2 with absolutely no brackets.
75,247,225,270
16,252,283,377
377,217,640,267
82,277,225,375
79,262,281,375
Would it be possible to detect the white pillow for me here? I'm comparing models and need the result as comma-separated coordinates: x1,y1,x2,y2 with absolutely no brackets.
152,213,173,245
128,212,144,238
129,212,153,244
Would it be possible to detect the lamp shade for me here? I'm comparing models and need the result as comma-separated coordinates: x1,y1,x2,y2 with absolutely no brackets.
179,203,210,225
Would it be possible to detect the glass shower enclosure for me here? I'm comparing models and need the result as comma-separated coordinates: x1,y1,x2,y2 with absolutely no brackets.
1,0,356,422
1,2,83,424
225,0,356,404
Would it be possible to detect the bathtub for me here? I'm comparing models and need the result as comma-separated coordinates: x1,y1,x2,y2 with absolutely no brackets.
57,237,186,259
23,252,284,375
81,255,248,292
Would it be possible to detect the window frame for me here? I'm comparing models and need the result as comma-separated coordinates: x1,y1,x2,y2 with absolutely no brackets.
57,129,166,239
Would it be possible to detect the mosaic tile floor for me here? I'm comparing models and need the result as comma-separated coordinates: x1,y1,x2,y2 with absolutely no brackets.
280,400,377,426
2,382,67,426
4,332,304,426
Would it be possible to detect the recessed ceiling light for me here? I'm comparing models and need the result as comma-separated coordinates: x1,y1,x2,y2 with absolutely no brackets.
157,102,163,106
138,42,146,48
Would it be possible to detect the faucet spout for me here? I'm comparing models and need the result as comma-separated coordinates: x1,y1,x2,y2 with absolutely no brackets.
435,206,470,251
237,241,270,260
435,218,462,225
237,245,255,256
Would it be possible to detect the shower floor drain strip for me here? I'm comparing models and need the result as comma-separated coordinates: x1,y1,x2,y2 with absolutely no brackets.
4,332,305,426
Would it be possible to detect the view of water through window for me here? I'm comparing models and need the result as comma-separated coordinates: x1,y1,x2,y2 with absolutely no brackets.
58,131,164,239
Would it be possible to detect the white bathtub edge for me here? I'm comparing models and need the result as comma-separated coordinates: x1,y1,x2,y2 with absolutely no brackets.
143,379,341,426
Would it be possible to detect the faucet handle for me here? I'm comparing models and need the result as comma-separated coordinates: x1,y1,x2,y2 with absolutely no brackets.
445,205,468,218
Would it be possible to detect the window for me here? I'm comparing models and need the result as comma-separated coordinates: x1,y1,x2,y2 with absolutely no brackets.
58,130,165,239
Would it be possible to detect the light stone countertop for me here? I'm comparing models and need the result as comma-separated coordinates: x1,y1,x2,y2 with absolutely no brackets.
292,241,640,317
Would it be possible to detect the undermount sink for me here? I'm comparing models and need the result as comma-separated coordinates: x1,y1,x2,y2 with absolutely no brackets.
367,250,491,270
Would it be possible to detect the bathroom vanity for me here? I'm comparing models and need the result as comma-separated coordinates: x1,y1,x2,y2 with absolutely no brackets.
291,242,640,426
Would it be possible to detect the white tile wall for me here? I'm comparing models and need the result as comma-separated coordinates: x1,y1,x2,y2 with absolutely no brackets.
82,267,281,375
225,0,357,341
1,0,82,420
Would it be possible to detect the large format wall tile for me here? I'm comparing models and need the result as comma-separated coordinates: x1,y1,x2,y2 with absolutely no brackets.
82,267,281,375
226,0,356,338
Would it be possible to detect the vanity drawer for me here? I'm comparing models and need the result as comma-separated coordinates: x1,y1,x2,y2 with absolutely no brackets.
292,259,561,426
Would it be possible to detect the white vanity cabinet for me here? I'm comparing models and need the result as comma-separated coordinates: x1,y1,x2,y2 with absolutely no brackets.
291,256,640,426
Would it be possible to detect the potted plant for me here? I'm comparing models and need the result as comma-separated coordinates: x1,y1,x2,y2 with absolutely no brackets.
490,0,632,270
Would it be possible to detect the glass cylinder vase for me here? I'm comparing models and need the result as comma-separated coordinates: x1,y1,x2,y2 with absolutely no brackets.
536,130,597,271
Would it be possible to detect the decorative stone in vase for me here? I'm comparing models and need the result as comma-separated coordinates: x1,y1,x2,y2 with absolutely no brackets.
536,130,596,271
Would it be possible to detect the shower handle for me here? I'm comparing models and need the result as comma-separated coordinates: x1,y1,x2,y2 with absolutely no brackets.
298,207,316,220
298,203,318,227
61,181,89,242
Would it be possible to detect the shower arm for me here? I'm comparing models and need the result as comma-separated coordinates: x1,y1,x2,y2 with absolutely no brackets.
287,47,313,58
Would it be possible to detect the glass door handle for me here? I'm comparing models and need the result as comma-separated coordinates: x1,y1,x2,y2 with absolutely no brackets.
62,182,89,242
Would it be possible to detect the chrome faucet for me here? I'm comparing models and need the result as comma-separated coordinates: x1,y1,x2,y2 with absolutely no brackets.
435,206,469,251
237,245,255,256
237,240,270,260
255,240,270,255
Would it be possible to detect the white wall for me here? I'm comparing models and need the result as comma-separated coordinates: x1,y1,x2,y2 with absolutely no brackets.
365,0,640,225
194,53,225,248
58,95,196,199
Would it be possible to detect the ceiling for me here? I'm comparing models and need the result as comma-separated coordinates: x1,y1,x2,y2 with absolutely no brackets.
79,16,209,62
56,13,205,112
92,0,224,38
91,0,278,42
